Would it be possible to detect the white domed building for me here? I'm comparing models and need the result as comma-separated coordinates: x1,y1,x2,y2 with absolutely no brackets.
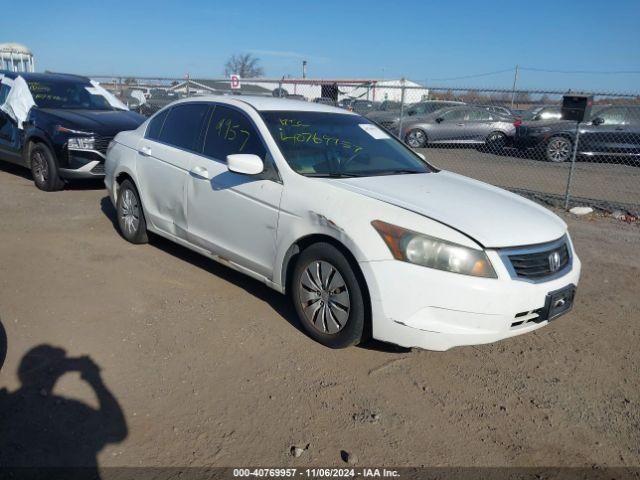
0,43,35,73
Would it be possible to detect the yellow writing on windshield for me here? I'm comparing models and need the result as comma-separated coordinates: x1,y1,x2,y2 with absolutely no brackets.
215,117,251,152
278,127,363,153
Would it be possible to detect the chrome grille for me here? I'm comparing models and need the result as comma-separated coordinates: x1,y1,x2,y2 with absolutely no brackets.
499,236,572,282
93,136,114,154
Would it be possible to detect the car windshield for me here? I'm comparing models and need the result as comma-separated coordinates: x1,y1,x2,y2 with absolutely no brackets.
522,106,560,120
27,80,114,110
261,111,433,177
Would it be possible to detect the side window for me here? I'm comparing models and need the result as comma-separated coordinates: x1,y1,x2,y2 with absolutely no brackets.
626,107,640,125
597,107,626,125
145,108,169,141
158,103,209,151
202,105,267,161
440,109,465,121
467,109,492,121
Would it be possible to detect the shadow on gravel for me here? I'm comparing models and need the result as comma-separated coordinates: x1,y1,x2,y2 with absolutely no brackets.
99,196,410,353
0,343,127,477
0,160,105,190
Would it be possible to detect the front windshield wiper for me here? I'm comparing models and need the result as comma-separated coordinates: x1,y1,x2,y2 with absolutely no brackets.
367,169,426,176
304,172,365,178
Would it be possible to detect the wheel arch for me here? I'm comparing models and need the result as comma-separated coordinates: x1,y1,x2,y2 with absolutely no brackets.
280,233,372,333
23,132,56,168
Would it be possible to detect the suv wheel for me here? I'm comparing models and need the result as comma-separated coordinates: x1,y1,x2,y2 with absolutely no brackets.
546,136,572,163
116,179,148,244
291,243,366,349
30,143,64,191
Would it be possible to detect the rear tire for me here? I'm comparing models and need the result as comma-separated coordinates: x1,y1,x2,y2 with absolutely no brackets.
291,243,366,349
405,129,428,148
30,143,64,191
116,179,148,244
546,136,572,163
485,131,507,150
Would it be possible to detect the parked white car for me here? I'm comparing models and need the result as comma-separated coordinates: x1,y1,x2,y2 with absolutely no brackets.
105,96,581,351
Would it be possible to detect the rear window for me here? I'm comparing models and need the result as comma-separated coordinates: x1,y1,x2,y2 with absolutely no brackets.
157,103,209,151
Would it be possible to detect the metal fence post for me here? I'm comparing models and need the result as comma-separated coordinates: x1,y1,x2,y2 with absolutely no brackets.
563,121,581,209
397,78,406,139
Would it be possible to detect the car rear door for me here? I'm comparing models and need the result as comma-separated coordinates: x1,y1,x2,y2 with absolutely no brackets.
185,103,283,278
135,103,209,238
430,108,468,143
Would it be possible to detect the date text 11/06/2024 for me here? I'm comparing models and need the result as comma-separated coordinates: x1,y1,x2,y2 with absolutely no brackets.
232,468,401,477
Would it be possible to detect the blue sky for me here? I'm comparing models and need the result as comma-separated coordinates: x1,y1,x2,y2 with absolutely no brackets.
2,0,639,92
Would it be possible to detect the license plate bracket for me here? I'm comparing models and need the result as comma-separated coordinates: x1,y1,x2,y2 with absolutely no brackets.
539,285,576,322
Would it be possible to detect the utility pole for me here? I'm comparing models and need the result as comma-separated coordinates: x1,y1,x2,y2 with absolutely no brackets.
510,65,519,109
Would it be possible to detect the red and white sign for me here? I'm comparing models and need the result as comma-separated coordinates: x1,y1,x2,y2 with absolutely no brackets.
230,74,241,90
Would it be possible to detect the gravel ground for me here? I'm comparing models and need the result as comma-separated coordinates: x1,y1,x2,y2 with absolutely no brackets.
0,161,639,469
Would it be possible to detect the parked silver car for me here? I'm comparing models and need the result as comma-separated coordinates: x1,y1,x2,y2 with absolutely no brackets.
366,100,465,133
401,105,517,148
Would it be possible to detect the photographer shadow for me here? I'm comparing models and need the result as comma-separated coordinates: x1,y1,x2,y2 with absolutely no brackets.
0,344,127,475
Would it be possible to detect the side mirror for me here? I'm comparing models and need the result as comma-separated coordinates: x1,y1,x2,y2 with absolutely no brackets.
592,117,604,126
435,117,444,123
407,110,416,116
227,154,264,175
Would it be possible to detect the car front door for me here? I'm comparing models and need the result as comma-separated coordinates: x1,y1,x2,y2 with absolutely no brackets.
186,104,283,278
580,106,628,155
135,103,209,238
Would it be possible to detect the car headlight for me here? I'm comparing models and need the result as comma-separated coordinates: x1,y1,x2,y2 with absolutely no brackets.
67,136,96,150
371,220,497,278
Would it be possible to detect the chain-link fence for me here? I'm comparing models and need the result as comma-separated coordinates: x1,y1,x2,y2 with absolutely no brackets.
92,75,640,216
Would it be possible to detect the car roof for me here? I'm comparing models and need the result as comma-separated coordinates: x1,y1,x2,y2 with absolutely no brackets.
0,70,91,84
170,95,357,114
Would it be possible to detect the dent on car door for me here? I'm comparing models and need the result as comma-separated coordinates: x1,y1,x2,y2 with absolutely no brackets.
186,104,283,278
136,103,209,237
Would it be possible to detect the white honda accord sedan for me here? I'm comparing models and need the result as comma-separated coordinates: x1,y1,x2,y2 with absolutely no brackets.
105,96,580,350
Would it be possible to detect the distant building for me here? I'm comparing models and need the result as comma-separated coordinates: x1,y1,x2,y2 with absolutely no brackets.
0,43,35,73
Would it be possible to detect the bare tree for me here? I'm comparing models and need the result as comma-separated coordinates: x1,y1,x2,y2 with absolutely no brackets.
224,53,264,78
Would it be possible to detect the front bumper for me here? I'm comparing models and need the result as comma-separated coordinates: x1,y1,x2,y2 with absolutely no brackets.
59,151,105,179
360,248,581,351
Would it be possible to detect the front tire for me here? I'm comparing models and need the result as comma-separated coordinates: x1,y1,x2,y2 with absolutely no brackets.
405,129,428,148
546,136,572,163
291,243,366,349
30,143,64,191
116,179,148,244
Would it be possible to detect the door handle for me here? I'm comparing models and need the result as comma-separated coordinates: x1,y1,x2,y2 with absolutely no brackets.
457,123,465,126
190,165,210,180
138,146,152,156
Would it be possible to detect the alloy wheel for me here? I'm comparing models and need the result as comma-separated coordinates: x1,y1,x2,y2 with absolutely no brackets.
547,137,572,162
406,129,426,148
120,188,140,235
298,260,350,334
31,151,48,184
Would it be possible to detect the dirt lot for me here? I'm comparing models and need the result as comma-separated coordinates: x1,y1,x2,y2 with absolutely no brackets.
0,161,639,469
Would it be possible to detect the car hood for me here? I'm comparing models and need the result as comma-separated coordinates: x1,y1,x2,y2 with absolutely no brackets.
38,109,146,136
325,171,566,248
